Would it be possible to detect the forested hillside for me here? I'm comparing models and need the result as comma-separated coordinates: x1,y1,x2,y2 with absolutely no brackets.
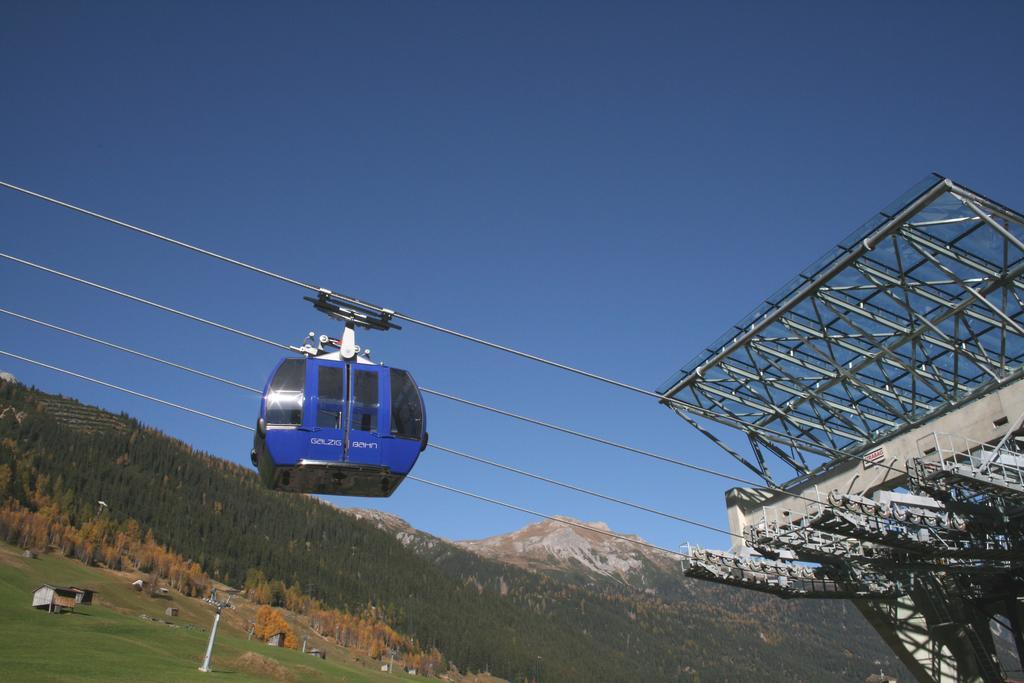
0,378,905,681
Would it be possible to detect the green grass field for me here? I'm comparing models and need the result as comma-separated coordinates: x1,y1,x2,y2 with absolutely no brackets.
0,543,422,682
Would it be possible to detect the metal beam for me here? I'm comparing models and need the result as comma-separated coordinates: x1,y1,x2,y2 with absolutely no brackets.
661,176,952,398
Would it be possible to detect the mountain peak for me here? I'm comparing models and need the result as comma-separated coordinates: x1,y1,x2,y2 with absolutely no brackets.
456,516,672,587
342,507,412,533
548,515,610,531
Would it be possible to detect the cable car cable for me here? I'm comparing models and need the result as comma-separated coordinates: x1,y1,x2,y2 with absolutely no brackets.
0,345,736,544
0,304,853,499
0,312,929,538
0,331,940,537
429,443,734,533
2,186,872,472
0,251,292,352
0,181,319,293
0,248,906,482
0,183,622,387
420,387,768,487
3,183,881,472
0,191,932,523
428,442,933,533
0,349,252,430
0,306,262,394
0,298,909,525
0,295,813,486
0,303,911,505
406,477,719,550
0,182,770,416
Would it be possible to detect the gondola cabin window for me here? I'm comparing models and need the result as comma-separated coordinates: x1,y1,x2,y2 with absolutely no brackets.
390,368,424,439
350,369,378,432
317,366,345,429
265,359,304,426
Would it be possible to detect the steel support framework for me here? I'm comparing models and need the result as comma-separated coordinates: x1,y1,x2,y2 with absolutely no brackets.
661,176,1024,682
660,174,1024,485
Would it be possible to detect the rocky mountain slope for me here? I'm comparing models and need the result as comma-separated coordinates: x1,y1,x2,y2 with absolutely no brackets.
349,509,676,594
348,507,913,681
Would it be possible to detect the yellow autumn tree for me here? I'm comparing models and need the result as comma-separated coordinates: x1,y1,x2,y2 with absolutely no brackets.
255,605,299,649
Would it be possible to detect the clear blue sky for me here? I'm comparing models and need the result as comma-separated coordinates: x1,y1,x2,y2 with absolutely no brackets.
1,1,1022,552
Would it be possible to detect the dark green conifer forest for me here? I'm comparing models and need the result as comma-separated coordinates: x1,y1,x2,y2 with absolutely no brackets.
0,379,905,681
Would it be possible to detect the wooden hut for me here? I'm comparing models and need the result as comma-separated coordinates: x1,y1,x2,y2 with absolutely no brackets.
165,607,179,617
32,585,78,613
267,632,286,647
67,586,96,605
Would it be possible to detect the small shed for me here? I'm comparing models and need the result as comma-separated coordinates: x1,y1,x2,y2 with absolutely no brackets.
307,648,326,660
165,607,179,617
267,632,286,647
22,550,36,559
67,586,96,605
131,579,145,591
32,585,78,613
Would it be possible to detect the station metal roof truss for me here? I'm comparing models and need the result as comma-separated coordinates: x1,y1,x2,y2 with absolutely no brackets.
659,174,1024,486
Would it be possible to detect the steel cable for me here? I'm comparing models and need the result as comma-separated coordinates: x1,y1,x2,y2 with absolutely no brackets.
0,304,853,506
0,306,262,394
0,349,252,430
429,443,740,537
2,182,889,476
0,345,724,548
406,476,692,555
0,181,732,409
0,251,292,352
0,304,912,513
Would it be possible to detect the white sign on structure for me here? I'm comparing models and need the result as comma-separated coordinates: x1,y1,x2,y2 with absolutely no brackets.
863,447,885,468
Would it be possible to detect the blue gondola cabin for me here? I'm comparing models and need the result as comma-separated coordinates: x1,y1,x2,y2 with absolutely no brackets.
252,356,427,497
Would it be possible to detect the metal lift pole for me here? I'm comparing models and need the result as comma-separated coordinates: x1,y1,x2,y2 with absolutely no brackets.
199,589,231,673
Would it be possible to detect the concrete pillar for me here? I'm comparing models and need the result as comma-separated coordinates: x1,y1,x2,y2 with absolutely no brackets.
854,587,999,683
